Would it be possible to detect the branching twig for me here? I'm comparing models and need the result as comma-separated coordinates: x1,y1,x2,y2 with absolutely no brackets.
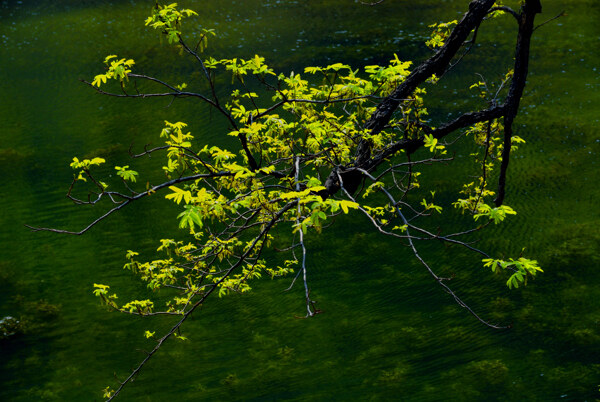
356,168,509,330
26,171,233,235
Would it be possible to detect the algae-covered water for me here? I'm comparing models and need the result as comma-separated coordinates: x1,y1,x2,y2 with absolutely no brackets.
0,0,599,400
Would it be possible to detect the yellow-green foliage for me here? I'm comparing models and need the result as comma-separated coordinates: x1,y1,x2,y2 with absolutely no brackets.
72,5,541,382
92,55,135,87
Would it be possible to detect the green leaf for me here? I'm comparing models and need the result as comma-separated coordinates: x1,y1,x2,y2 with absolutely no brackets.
339,200,359,214
115,165,139,182
165,186,192,204
177,205,203,230
424,134,438,152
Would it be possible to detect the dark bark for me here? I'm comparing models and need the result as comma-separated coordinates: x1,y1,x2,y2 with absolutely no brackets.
494,0,541,206
324,0,542,200
362,0,496,136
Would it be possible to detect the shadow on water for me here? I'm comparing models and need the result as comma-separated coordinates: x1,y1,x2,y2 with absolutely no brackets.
0,0,599,400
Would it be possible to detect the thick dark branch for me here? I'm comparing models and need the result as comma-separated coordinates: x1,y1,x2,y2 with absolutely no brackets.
325,0,540,201
323,0,498,197
363,0,497,136
322,104,503,197
495,0,541,206
369,105,505,169
431,106,504,140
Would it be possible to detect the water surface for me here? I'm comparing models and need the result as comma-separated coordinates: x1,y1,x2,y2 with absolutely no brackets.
0,0,599,400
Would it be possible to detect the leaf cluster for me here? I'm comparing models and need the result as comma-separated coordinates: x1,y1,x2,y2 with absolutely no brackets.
483,256,543,288
92,56,135,87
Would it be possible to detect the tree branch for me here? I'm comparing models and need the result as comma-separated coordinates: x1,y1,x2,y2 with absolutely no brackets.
26,171,233,235
356,168,509,330
495,0,542,206
106,200,297,401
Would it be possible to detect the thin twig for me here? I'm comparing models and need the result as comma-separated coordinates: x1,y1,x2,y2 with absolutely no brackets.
27,172,234,235
356,168,509,330
533,11,566,31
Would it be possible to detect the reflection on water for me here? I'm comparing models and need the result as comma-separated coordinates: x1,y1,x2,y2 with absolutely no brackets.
0,0,599,400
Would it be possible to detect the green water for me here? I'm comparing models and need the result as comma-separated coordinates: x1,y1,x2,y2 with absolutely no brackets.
0,0,599,400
